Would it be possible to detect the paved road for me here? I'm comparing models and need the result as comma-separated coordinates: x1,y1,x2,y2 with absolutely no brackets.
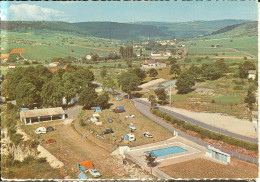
158,107,258,144
133,99,258,164
64,105,83,119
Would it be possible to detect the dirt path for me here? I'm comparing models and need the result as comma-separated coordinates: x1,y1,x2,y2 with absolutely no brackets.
162,106,257,138
66,44,119,53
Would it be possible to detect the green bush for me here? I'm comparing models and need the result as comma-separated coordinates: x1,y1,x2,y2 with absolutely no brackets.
37,157,47,163
10,134,23,146
233,85,244,90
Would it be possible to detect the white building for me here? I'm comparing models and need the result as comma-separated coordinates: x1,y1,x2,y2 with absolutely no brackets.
141,60,166,69
49,62,60,67
86,55,92,60
8,64,16,69
248,70,257,80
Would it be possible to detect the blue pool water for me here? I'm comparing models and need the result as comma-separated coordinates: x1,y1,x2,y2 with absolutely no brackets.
145,146,187,157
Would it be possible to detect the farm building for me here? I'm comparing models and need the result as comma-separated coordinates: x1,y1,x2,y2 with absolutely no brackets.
141,60,166,69
20,107,65,125
151,50,172,57
49,62,60,67
206,145,230,164
8,63,16,69
248,70,257,80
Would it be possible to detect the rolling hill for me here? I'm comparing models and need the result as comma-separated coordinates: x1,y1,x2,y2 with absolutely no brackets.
0,19,255,40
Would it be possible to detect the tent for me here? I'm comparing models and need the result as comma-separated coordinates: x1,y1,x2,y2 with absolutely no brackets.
115,106,125,113
78,171,88,179
77,160,94,170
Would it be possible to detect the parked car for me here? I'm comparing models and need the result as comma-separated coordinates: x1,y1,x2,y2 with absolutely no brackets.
101,128,113,135
129,123,136,130
107,118,113,123
143,132,153,138
125,114,135,118
88,168,101,178
35,127,46,134
47,126,55,132
46,139,56,144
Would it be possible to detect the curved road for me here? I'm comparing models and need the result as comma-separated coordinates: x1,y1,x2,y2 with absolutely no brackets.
133,99,258,164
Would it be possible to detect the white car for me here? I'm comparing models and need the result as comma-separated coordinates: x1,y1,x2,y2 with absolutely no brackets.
125,114,135,119
88,168,101,178
35,127,47,134
143,132,153,138
129,123,136,130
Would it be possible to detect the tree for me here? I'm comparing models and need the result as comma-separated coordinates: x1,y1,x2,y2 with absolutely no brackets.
95,93,109,109
155,88,167,105
100,68,107,79
244,90,256,110
117,71,140,99
239,61,256,78
41,75,64,107
130,68,146,82
170,64,181,78
1,80,10,98
176,71,195,94
149,68,158,77
15,79,37,108
78,87,98,109
91,54,99,62
188,64,201,79
145,152,157,174
103,75,117,93
168,56,177,65
148,95,157,108
140,48,143,57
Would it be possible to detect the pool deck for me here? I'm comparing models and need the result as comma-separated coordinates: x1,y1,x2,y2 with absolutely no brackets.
125,136,206,167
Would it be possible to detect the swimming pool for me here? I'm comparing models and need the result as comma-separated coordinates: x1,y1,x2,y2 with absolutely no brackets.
148,80,176,90
145,146,187,157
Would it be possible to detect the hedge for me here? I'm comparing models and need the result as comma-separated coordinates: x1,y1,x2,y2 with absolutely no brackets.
151,109,258,151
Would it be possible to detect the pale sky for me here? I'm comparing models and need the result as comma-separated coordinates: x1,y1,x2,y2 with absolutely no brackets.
1,1,258,23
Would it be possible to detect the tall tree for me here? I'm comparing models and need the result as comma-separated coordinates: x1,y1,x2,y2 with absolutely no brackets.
145,153,157,174
148,95,157,108
149,68,158,77
130,68,147,82
244,90,256,110
41,75,64,107
78,87,98,109
103,76,117,93
118,71,140,99
155,88,167,105
170,64,181,78
176,71,195,94
95,93,110,109
100,68,107,79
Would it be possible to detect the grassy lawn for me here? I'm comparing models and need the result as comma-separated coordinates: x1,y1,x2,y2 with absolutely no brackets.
171,76,255,119
160,158,258,178
75,95,173,149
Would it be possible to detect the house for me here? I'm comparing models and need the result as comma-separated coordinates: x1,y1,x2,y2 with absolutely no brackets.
206,145,230,164
86,55,92,60
0,54,9,63
8,63,16,69
248,70,257,80
151,50,172,57
20,107,65,125
141,60,166,69
50,68,58,73
49,62,60,67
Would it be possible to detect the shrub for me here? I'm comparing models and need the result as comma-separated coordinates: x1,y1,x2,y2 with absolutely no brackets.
10,134,23,146
37,157,47,163
23,156,35,165
233,85,244,90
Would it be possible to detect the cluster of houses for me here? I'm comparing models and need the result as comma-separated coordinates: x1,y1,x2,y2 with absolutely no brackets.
155,39,176,45
151,50,172,57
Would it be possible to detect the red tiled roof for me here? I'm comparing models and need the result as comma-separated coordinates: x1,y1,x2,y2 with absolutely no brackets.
9,63,15,66
51,68,58,73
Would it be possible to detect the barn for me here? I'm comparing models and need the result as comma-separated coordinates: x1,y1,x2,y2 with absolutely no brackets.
20,107,65,125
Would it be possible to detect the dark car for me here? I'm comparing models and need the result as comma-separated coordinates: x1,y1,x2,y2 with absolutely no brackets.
47,126,55,132
102,128,113,135
107,118,113,123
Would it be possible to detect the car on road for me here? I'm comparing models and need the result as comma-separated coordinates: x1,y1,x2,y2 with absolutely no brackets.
129,123,136,130
46,139,56,144
125,114,135,118
143,132,153,138
107,118,113,123
101,128,113,135
88,168,101,178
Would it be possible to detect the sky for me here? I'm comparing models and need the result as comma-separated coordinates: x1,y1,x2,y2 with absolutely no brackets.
0,1,258,23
